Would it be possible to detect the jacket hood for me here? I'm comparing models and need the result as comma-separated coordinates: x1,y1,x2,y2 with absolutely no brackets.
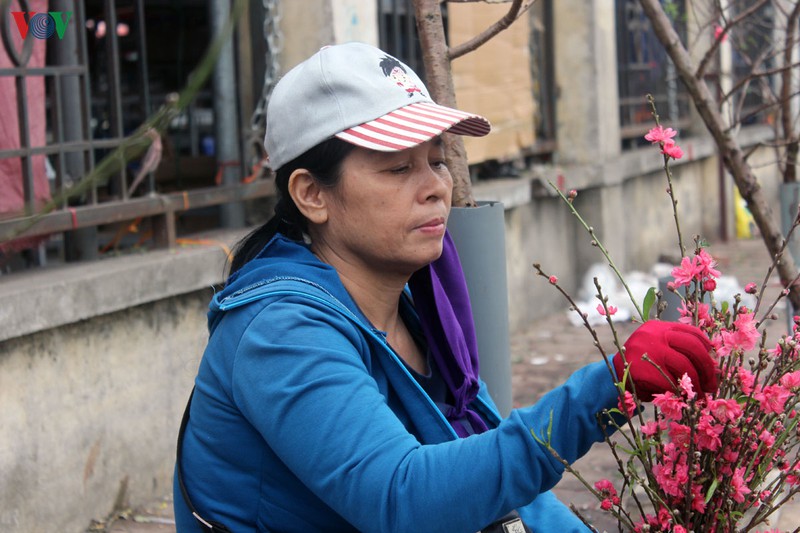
208,234,369,333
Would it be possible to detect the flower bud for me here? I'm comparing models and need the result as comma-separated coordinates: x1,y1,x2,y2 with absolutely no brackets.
548,275,558,285
703,279,717,291
745,282,758,294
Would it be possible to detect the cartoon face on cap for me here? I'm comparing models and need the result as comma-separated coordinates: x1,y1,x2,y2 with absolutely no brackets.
379,55,426,98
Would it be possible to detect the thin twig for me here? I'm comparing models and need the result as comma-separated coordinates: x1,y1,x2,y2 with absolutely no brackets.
646,94,686,258
448,0,536,59
695,0,770,79
547,182,646,320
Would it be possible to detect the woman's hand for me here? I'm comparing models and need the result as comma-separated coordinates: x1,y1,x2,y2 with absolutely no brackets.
613,321,717,401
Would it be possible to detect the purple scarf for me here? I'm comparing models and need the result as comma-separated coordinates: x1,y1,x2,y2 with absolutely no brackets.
408,230,490,438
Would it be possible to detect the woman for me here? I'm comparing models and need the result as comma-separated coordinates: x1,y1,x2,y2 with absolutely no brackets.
174,42,716,532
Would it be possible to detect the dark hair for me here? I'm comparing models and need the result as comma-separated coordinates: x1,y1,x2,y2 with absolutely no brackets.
228,137,355,276
379,55,404,77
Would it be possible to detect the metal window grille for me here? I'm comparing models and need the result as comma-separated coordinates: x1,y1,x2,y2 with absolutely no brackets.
730,0,775,126
0,0,271,273
528,0,556,157
377,0,441,82
615,0,691,148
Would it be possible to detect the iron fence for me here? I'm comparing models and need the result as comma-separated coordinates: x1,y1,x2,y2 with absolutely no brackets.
0,0,271,272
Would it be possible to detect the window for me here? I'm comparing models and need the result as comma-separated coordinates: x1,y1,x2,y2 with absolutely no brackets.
377,0,444,82
615,0,691,149
728,0,776,126
528,0,556,157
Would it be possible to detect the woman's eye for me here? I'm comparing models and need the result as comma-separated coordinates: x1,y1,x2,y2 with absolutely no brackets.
389,165,410,174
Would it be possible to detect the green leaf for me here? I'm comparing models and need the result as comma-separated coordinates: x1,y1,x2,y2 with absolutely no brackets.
721,301,729,314
705,478,719,503
642,287,656,320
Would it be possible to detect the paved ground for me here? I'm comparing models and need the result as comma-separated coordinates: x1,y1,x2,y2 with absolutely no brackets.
93,238,799,532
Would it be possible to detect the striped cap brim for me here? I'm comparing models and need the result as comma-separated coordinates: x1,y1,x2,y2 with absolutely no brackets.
335,102,491,152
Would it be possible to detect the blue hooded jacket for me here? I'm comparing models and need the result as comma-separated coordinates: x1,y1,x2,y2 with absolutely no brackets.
173,234,620,532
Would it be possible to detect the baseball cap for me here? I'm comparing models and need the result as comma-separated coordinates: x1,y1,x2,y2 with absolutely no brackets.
264,42,491,170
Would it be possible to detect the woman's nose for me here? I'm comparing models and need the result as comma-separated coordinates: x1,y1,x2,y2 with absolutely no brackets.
421,164,451,202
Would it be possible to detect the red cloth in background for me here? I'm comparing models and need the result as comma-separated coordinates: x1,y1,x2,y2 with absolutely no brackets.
0,1,51,253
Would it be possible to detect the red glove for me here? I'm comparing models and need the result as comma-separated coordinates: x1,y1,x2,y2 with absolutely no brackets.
613,321,717,401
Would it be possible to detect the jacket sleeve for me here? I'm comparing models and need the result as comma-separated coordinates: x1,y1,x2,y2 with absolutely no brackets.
518,491,592,533
231,296,619,533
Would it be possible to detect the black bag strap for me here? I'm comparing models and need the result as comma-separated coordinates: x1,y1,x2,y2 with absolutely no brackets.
177,387,233,533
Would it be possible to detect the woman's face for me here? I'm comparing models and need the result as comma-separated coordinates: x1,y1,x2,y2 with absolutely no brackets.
312,138,452,278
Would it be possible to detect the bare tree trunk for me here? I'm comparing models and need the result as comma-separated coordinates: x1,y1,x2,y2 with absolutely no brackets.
638,0,800,309
780,1,800,183
413,0,476,207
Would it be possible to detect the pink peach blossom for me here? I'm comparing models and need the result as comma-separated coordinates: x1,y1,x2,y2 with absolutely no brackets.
672,256,702,287
641,419,666,437
755,384,792,414
653,391,687,419
737,367,757,394
618,391,637,418
780,371,800,389
596,303,618,316
730,467,752,503
696,249,721,279
644,125,678,144
707,398,742,423
696,414,723,451
678,301,713,329
668,421,692,447
662,139,684,160
679,373,696,400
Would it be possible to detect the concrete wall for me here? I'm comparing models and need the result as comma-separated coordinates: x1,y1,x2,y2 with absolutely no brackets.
490,134,778,333
0,241,233,532
0,295,207,532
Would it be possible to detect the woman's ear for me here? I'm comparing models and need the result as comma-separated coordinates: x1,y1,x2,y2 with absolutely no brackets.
288,169,328,225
